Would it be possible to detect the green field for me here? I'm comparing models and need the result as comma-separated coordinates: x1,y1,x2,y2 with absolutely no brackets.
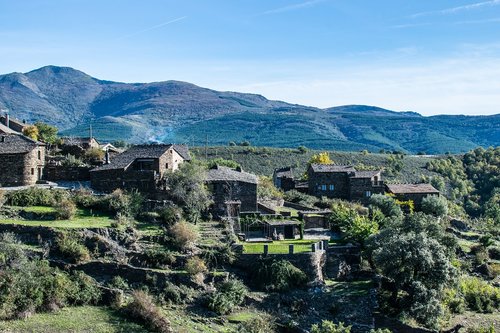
0,306,148,333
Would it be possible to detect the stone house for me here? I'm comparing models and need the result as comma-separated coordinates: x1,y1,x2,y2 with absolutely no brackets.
273,166,296,192
206,165,258,219
0,134,46,186
385,183,440,209
307,164,384,202
90,144,191,193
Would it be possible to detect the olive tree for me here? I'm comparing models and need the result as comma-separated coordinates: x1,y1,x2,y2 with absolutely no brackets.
366,213,457,329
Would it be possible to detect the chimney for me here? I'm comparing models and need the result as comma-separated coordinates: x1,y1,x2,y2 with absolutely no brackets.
105,149,110,164
3,112,9,128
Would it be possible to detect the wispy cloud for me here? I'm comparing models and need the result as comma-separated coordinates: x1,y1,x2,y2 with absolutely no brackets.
391,16,500,29
116,16,187,41
410,0,500,18
261,0,326,15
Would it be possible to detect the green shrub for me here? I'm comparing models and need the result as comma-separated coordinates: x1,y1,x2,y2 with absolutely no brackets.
55,199,77,220
54,232,90,264
0,189,5,208
237,314,276,333
459,277,500,313
162,282,183,305
156,205,183,226
421,195,449,217
106,189,143,217
125,290,172,333
283,190,318,208
0,232,28,268
310,320,351,333
201,245,235,269
143,248,176,269
184,257,207,276
467,325,496,333
208,279,247,314
488,246,500,260
168,222,199,251
108,276,129,290
369,194,403,218
69,271,101,305
6,188,67,207
252,258,307,292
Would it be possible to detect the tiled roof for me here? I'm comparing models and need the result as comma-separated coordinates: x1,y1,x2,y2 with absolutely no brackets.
350,170,382,179
172,144,191,161
91,144,189,172
386,183,439,194
310,164,356,173
206,165,258,184
274,166,294,178
0,134,44,154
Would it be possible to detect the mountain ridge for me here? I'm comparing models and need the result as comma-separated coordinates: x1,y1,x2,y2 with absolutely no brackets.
0,65,498,154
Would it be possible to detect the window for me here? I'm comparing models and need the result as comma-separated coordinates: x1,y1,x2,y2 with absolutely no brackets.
38,150,41,160
365,191,372,197
165,163,169,169
329,184,335,191
321,184,327,191
31,168,34,175
317,185,322,190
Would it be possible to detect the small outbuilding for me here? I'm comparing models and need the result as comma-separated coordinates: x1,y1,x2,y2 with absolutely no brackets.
264,220,301,240
385,183,440,209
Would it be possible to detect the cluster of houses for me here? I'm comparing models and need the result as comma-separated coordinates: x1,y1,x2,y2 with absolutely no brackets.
0,114,441,233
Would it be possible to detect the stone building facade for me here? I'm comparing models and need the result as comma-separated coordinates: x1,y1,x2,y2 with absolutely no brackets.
90,144,190,193
273,167,296,192
206,165,258,219
0,134,46,186
307,164,384,202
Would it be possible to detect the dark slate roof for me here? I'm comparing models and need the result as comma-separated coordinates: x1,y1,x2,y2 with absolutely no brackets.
386,183,439,194
206,165,258,184
350,170,382,179
61,137,100,145
0,123,18,134
172,144,191,161
310,164,356,173
274,166,294,178
265,220,302,226
0,134,44,154
91,144,189,172
294,181,309,189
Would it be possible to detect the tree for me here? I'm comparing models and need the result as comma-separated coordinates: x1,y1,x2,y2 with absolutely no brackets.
369,194,403,218
309,152,332,165
164,162,212,223
34,122,58,144
421,195,448,217
366,213,457,328
310,321,351,333
257,176,283,202
206,158,240,169
22,125,39,140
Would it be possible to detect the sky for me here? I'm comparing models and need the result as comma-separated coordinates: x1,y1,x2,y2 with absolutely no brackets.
1,0,500,116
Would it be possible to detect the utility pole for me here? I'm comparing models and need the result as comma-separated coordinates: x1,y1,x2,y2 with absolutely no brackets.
205,134,208,160
89,123,93,139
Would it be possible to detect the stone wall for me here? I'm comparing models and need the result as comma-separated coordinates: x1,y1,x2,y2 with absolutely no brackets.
349,178,385,203
308,171,350,199
210,180,257,217
325,245,361,280
234,251,327,284
0,146,45,186
91,169,158,193
45,165,91,181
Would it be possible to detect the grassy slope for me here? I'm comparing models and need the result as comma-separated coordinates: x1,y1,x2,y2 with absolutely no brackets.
0,208,114,228
192,146,440,182
0,306,149,333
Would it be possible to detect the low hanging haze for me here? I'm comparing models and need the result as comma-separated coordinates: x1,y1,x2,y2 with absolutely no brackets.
1,0,500,115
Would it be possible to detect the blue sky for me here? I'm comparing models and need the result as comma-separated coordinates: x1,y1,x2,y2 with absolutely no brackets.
1,0,500,115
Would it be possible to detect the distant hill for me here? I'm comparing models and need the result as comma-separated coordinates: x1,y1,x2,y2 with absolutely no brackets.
0,65,498,154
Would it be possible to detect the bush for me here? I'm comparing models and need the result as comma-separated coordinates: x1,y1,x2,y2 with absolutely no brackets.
488,246,500,260
106,189,143,217
157,205,183,227
184,257,207,276
283,190,318,208
0,189,5,208
467,325,496,333
207,278,247,314
310,320,351,333
0,259,100,320
168,222,199,251
369,194,403,218
237,314,276,333
0,232,28,268
252,258,307,292
108,276,129,290
54,232,90,264
55,199,77,220
421,195,448,217
459,276,500,313
6,188,67,207
201,245,235,269
162,282,183,305
143,248,176,269
125,290,172,333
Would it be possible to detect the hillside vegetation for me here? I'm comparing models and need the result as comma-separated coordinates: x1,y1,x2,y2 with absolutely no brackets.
0,66,498,153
